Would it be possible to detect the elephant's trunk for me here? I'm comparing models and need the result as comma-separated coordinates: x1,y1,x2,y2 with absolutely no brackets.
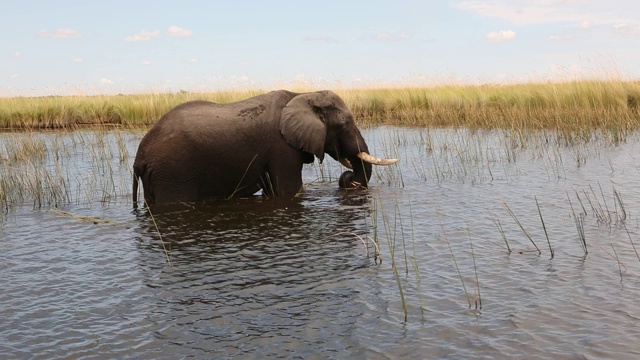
336,128,397,189
338,154,373,189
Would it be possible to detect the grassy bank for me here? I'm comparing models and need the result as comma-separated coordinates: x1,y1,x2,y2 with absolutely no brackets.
1,80,639,131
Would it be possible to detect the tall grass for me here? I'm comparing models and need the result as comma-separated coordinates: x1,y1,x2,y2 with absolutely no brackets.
342,80,640,130
0,90,264,130
0,130,137,209
1,80,639,131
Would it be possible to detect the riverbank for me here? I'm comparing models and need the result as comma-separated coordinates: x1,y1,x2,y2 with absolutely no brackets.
1,80,639,131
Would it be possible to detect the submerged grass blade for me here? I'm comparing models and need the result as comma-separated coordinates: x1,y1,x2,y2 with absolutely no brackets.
50,208,112,224
613,187,626,223
143,197,173,268
331,231,382,262
377,197,408,321
408,200,426,316
567,191,588,256
437,210,471,309
622,222,640,263
488,210,510,254
535,196,554,259
501,199,541,255
468,229,482,310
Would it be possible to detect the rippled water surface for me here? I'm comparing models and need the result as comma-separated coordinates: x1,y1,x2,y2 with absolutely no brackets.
2,127,640,359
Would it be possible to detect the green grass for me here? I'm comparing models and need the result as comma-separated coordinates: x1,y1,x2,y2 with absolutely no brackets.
1,80,639,131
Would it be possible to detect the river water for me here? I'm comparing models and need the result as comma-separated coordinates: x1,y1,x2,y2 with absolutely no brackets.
1,127,640,359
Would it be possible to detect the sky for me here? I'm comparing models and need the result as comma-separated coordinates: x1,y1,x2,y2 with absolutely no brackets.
2,0,640,97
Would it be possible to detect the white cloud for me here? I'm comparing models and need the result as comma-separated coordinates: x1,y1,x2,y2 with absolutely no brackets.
456,0,640,27
486,30,516,42
73,58,84,63
167,26,192,38
14,51,22,57
189,58,198,63
38,28,82,39
124,30,160,42
100,78,113,84
142,60,151,65
613,23,640,36
11,74,18,80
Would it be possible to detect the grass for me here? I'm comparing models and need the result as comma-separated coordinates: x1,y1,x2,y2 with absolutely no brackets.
1,118,638,313
0,130,138,209
1,80,639,131
0,90,264,130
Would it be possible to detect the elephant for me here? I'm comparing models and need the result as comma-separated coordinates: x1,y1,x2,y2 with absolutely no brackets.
132,90,398,206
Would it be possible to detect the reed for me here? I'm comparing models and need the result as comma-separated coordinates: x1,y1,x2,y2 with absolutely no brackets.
377,197,409,322
0,130,136,209
408,201,426,315
535,196,554,259
142,197,174,268
467,230,482,310
1,80,639,131
501,199,542,255
437,210,472,309
488,210,511,254
602,244,625,283
567,191,588,256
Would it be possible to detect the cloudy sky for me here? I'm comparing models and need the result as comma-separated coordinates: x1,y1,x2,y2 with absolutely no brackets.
2,0,639,96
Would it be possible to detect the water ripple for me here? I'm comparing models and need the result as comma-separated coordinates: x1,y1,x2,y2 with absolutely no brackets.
2,128,640,358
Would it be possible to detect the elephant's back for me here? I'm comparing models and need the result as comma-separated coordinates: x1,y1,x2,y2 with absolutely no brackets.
137,91,295,158
157,100,222,125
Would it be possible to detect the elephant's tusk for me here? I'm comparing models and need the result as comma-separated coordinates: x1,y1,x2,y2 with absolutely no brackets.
339,157,353,169
357,152,399,166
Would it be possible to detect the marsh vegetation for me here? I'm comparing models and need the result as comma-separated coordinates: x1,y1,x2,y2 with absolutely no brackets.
2,80,639,130
2,81,640,358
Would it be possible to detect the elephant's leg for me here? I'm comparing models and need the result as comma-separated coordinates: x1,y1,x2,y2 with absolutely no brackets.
263,160,304,197
153,183,200,204
149,170,201,204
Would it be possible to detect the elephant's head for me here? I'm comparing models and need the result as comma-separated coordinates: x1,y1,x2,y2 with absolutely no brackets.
280,90,397,189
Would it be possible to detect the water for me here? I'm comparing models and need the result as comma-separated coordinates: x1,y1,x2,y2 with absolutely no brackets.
1,127,640,359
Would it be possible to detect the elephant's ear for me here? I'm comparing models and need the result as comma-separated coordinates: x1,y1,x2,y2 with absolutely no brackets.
280,93,328,162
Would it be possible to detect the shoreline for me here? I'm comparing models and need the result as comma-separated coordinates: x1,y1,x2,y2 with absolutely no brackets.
1,80,639,131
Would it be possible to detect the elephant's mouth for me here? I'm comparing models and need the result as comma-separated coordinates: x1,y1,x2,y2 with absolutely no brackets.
339,152,398,169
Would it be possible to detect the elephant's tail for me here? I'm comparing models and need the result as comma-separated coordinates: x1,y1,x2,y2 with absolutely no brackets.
132,166,140,208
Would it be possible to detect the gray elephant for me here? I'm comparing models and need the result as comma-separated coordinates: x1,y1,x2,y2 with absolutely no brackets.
132,90,397,205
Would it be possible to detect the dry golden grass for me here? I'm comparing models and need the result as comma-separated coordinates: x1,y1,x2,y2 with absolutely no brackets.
339,80,640,130
0,80,639,131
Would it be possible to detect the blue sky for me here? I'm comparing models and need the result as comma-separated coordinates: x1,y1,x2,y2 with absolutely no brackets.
2,0,640,96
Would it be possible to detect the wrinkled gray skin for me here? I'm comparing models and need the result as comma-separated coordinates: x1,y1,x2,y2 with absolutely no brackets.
133,90,379,205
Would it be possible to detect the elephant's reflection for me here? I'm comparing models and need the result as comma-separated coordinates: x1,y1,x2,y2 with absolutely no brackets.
133,187,374,266
130,188,377,351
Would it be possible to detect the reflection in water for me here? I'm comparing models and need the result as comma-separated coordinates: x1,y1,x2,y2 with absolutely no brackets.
1,128,640,358
130,189,377,357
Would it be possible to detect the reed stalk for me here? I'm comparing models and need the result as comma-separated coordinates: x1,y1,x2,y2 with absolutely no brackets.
437,211,472,309
613,188,626,223
622,222,640,263
567,191,588,256
377,197,408,321
142,197,173,268
535,196,554,259
609,244,624,283
467,230,482,310
407,201,426,315
501,199,541,255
